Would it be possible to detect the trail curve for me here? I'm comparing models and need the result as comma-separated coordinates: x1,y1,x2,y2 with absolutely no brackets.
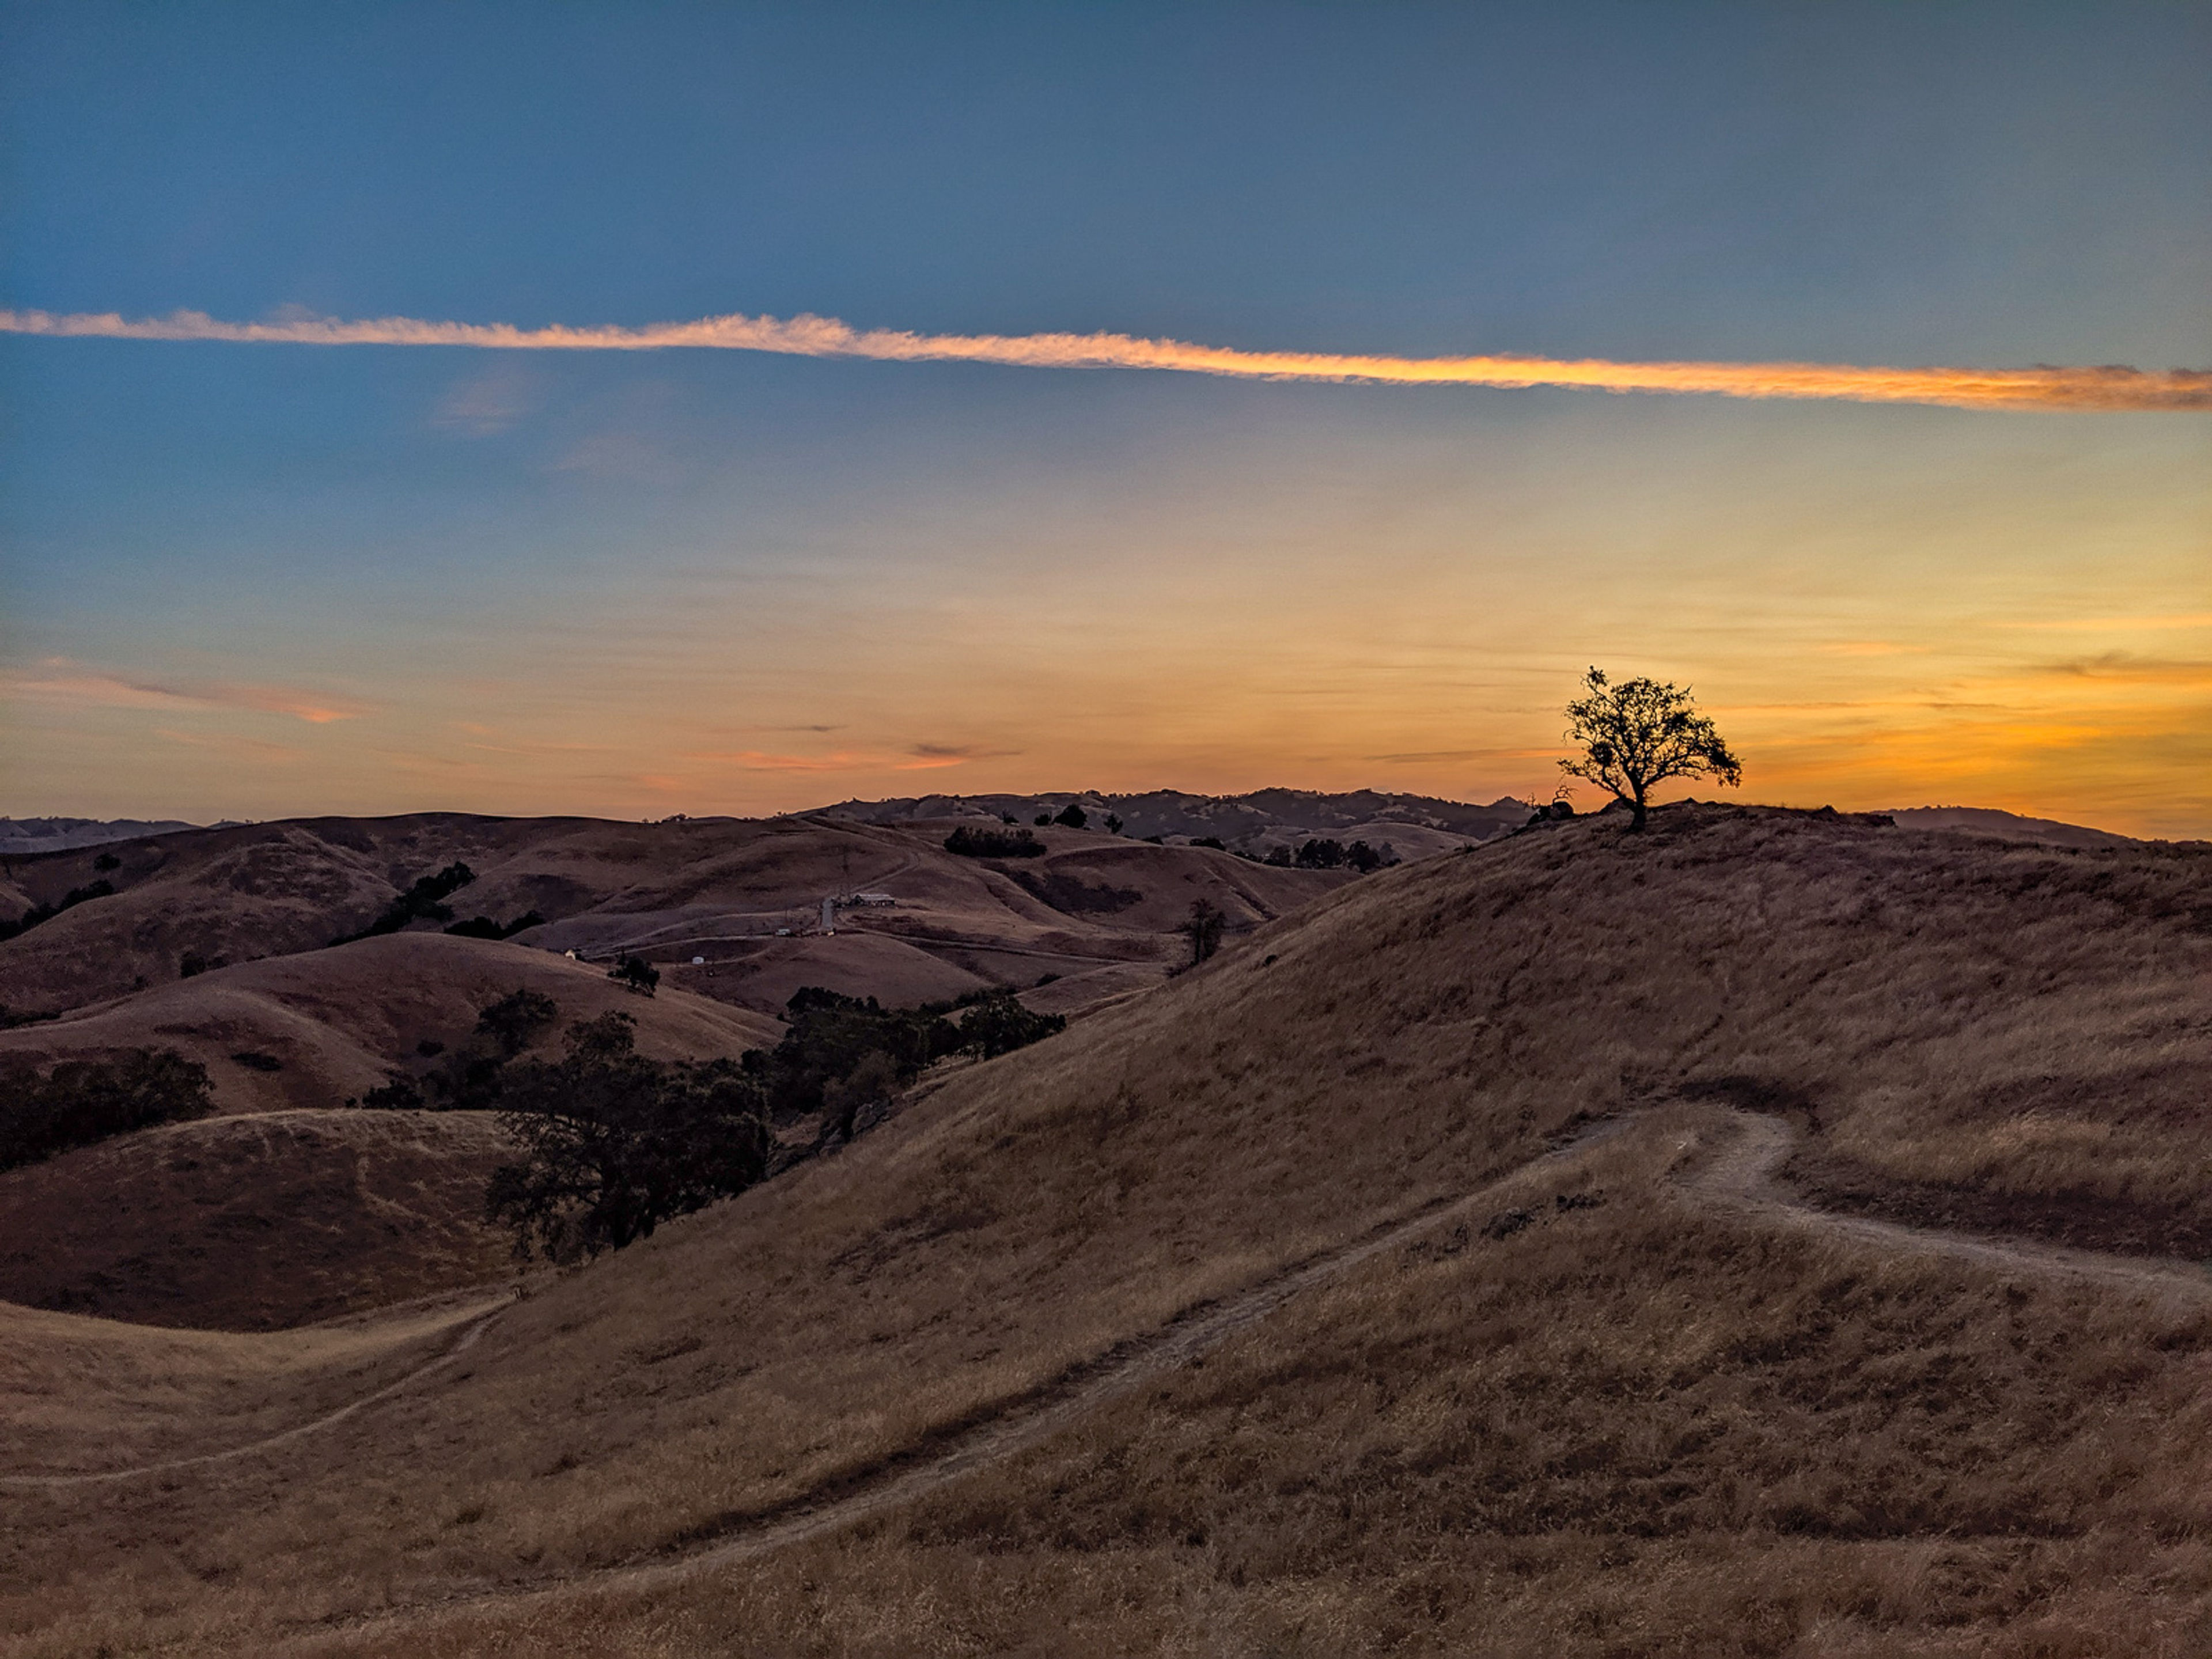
0,1294,509,1491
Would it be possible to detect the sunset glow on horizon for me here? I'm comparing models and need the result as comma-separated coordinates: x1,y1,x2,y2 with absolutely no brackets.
4,5,2207,838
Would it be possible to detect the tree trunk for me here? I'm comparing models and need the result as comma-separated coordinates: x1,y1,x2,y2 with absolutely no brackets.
1628,795,1648,833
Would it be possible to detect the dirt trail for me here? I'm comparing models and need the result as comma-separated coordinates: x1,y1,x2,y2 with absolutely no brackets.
11,1107,2209,1638
1686,1110,2212,1304
0,1294,509,1491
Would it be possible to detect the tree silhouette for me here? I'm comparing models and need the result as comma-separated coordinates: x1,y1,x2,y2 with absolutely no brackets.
1559,666,1742,832
1179,899,1226,965
609,954,660,995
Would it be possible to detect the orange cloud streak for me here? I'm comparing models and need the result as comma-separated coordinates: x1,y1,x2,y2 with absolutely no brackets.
5,306,2206,412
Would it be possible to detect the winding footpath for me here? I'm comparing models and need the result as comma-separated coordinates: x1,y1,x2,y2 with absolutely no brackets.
0,1293,512,1491
7,1107,2208,1638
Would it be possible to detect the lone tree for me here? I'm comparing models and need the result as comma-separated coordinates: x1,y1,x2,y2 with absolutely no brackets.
1559,666,1742,832
1179,898,1226,965
609,954,660,996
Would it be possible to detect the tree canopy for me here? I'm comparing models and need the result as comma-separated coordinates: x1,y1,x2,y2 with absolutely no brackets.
1559,666,1742,832
486,1012,770,1262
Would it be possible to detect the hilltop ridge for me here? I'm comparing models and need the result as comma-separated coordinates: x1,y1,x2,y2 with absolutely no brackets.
816,786,1532,861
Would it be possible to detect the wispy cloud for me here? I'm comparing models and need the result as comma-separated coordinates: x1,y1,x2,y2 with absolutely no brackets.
2034,652,2212,685
432,364,536,434
156,728,304,761
2005,612,2212,633
910,741,1019,760
5,306,2206,413
2,663,370,722
691,747,974,772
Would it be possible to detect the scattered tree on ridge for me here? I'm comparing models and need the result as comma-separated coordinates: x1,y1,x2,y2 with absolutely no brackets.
945,825,1047,859
1053,802,1089,830
956,990,1066,1059
1559,666,1742,833
609,954,660,996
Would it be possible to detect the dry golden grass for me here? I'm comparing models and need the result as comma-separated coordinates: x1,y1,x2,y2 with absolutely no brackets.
2,805,2207,1655
0,1109,514,1330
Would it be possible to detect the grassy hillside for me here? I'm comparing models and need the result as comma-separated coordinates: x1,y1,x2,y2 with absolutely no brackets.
0,931,784,1118
3,806,2207,1655
0,1109,513,1330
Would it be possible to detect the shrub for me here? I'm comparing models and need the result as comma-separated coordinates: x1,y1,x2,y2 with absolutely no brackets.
335,861,477,944
476,987,559,1055
609,955,660,996
1104,813,1124,834
356,1076,425,1111
823,1048,900,1141
93,851,120,872
956,991,1066,1059
230,1050,284,1072
0,879,115,944
1053,803,1088,830
444,910,545,941
945,826,1046,859
486,1013,771,1262
0,1049,213,1171
1191,835,1224,850
179,949,226,978
751,987,963,1121
1295,838,1347,869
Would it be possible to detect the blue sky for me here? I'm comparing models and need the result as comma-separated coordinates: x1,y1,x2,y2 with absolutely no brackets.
3,2,2208,831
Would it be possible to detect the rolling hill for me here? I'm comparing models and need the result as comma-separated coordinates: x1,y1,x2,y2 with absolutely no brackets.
0,1108,514,1331
819,785,1533,861
3,803,2207,1656
0,811,1347,1021
0,931,784,1118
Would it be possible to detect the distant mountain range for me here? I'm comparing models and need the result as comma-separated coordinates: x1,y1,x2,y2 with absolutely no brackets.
813,788,1534,860
0,816,241,856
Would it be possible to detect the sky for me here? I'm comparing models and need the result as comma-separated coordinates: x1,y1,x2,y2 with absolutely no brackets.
2,1,2207,836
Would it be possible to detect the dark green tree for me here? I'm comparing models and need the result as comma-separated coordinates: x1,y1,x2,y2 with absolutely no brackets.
1559,666,1743,832
475,987,560,1055
0,1050,213,1171
609,955,660,995
486,1013,770,1262
1179,898,1226,965
956,990,1066,1059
